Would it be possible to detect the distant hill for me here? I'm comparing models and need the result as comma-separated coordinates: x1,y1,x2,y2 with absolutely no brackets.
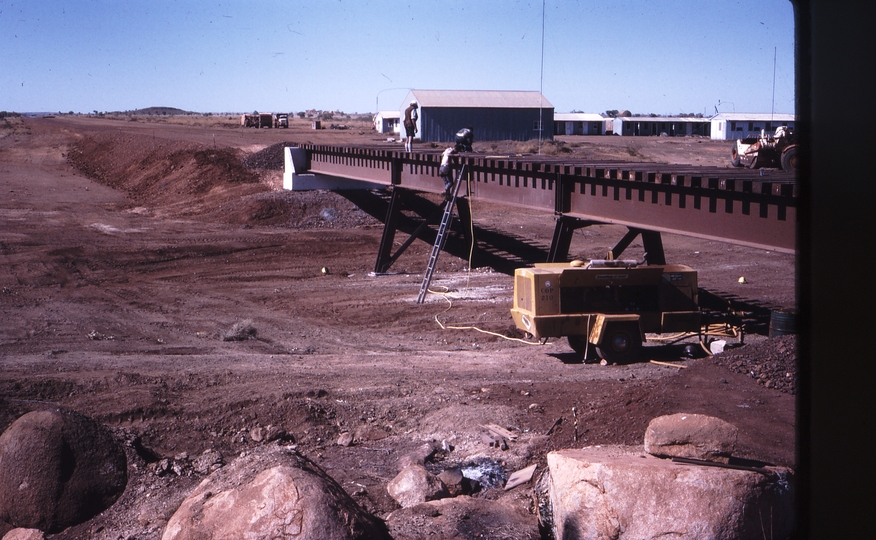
129,107,193,115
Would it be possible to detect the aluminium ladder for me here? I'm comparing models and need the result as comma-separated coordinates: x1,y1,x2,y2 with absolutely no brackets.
416,165,466,303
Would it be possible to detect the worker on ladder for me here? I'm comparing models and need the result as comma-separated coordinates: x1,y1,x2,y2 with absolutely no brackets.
439,127,474,200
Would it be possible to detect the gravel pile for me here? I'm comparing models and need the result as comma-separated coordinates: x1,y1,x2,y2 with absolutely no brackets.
712,334,797,394
242,142,290,170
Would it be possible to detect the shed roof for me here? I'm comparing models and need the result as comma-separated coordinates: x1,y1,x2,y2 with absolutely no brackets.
614,116,709,123
555,113,605,122
409,90,553,109
711,113,796,122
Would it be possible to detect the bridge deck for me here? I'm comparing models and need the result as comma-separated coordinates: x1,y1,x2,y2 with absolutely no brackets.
290,143,797,254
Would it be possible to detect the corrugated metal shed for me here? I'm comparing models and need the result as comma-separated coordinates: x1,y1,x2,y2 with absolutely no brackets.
401,89,554,143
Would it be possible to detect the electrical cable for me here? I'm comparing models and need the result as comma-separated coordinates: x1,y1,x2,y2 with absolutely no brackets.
646,323,740,342
427,286,547,345
462,170,476,295
425,170,544,345
643,322,742,358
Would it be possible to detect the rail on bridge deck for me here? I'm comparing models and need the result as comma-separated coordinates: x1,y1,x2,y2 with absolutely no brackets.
282,143,797,272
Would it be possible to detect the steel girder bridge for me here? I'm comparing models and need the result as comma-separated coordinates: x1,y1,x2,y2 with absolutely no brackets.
282,144,796,274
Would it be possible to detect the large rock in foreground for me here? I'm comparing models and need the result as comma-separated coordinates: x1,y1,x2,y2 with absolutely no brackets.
162,444,391,540
0,409,127,533
545,446,794,540
2,528,45,540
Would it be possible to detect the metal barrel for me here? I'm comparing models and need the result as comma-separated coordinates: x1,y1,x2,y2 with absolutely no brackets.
769,309,797,337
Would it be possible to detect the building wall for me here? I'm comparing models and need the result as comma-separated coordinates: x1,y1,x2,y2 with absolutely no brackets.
710,118,796,140
419,107,554,143
374,115,400,134
555,121,604,135
612,118,710,137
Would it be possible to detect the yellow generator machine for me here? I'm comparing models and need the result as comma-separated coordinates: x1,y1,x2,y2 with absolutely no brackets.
511,259,701,363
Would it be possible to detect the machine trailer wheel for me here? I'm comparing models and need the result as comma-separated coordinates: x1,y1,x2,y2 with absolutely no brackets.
596,322,642,364
781,146,798,172
730,145,742,167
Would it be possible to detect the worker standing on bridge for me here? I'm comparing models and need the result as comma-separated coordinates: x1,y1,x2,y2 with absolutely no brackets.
403,101,418,152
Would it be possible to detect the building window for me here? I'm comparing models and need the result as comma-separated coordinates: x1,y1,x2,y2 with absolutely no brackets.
533,121,543,131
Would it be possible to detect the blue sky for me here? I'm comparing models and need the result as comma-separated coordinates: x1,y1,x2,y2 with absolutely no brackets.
1,0,796,115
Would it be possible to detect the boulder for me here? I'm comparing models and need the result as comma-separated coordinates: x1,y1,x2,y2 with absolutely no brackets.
2,529,44,540
644,413,738,463
162,444,390,540
394,442,437,471
385,496,540,540
435,467,479,497
386,464,448,508
544,446,794,540
353,424,388,442
336,432,354,447
249,424,288,444
190,448,223,475
0,409,127,533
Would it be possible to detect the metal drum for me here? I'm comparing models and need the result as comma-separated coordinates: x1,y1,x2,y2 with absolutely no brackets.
769,309,797,337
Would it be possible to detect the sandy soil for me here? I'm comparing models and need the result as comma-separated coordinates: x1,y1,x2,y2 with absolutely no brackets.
0,115,796,539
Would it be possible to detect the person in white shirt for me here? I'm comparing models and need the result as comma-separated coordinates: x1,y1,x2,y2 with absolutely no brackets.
439,144,460,200
439,127,474,200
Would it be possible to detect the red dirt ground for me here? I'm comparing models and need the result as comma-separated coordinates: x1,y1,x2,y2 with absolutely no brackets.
0,115,796,539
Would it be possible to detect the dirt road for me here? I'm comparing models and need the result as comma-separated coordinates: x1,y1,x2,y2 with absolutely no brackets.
0,115,796,539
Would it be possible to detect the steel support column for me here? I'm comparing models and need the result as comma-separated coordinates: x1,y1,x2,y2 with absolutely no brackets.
374,187,446,273
374,187,403,274
548,216,596,262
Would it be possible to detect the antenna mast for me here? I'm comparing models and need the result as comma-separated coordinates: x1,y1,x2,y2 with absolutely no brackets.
538,0,545,154
771,47,777,119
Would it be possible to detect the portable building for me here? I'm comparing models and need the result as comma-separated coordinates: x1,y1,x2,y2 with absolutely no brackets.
612,116,711,137
709,113,796,140
401,90,554,143
554,113,606,135
373,110,400,134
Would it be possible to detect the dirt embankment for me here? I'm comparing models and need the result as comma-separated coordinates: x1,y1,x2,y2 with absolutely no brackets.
66,133,378,229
